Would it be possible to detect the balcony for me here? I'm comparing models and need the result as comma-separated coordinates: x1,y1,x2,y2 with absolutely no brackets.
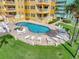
43,14,48,18
37,9,49,13
56,11,65,14
56,3,65,6
7,8,16,10
44,8,48,11
37,13,48,20
7,1,15,4
36,0,49,5
37,6,49,13
56,1,66,4
37,0,42,3
37,14,42,18
37,0,49,3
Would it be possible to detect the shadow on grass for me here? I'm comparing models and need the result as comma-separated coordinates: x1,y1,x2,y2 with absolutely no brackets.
0,38,8,48
62,44,75,58
65,42,71,46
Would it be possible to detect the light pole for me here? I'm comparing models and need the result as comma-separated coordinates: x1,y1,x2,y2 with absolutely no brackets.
70,15,79,47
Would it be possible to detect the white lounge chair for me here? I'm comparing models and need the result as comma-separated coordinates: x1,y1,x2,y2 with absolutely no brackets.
52,37,59,42
59,34,69,41
30,36,36,45
37,37,42,41
52,37,61,45
56,35,62,39
47,37,56,45
54,36,65,44
31,36,35,40
25,35,30,39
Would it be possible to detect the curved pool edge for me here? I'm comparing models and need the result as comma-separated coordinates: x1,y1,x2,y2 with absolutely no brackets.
16,22,52,33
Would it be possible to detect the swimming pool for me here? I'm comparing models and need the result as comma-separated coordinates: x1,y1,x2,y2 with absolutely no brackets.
16,22,50,33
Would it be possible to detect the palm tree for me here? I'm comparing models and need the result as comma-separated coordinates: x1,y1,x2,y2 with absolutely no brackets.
65,0,79,46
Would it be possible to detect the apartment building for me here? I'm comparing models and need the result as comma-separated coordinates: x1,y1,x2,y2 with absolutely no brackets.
0,0,3,15
25,0,56,21
0,0,56,22
56,0,66,18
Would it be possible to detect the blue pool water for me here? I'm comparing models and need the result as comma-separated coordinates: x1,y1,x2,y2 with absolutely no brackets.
16,22,50,33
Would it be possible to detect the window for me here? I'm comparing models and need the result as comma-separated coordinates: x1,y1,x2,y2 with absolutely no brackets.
25,0,29,1
44,0,48,2
30,6,35,9
21,6,23,8
51,6,54,9
44,6,48,9
0,0,2,2
44,14,48,17
30,0,35,1
25,6,29,9
0,6,1,9
37,5,42,9
51,0,55,2
38,0,42,2
18,6,20,8
25,13,30,16
37,14,42,17
31,13,35,17
9,12,16,15
51,14,54,16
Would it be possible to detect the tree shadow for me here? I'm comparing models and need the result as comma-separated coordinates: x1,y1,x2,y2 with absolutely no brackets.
62,44,75,58
66,42,72,46
0,38,8,48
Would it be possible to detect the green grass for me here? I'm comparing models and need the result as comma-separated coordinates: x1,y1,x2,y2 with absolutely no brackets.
0,34,79,59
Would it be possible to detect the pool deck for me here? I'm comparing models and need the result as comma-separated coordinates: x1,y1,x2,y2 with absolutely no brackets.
8,20,69,46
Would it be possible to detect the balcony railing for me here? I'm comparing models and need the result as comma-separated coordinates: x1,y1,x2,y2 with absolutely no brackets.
37,8,48,11
7,1,15,4
44,8,48,11
56,3,65,6
44,0,48,3
37,0,48,3
37,0,42,2
37,8,42,12
56,1,66,4
7,8,16,10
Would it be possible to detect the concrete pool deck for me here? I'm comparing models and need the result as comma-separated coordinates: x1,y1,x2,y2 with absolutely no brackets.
8,21,70,46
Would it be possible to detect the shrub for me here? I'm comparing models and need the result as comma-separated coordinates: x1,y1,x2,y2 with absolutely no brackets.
48,19,59,24
62,19,71,23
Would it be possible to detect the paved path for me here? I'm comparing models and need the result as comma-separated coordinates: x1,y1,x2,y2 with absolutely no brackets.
0,32,8,37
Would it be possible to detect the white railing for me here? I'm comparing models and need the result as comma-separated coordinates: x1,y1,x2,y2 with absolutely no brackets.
7,1,15,4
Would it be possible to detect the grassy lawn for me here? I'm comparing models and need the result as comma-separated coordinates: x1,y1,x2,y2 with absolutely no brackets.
0,34,79,59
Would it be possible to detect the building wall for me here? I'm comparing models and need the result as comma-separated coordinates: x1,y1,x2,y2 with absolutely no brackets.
24,0,56,21
0,0,56,22
56,0,66,18
0,0,3,15
15,0,25,20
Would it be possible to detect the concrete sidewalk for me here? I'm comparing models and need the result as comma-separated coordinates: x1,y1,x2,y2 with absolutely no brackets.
0,32,8,37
